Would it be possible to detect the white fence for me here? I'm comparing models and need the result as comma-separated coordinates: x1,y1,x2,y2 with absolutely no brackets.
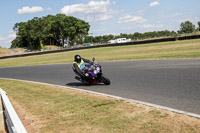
0,88,27,133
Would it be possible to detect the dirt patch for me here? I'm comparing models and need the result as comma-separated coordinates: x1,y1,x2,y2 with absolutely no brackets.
0,48,26,57
9,98,42,133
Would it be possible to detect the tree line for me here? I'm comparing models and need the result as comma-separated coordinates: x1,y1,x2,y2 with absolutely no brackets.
85,21,200,44
11,14,90,49
11,14,200,49
85,30,176,44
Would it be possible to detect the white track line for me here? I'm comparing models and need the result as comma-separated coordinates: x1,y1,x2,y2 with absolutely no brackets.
1,77,200,119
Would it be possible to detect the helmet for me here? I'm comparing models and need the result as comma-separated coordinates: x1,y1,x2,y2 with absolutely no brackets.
74,55,81,63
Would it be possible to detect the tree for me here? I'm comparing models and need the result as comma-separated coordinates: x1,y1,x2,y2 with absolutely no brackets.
132,32,142,40
11,14,90,49
68,16,90,45
198,21,200,31
179,21,195,34
93,36,102,44
12,22,27,48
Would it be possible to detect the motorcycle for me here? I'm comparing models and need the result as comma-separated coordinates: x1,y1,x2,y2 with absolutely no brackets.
74,57,110,85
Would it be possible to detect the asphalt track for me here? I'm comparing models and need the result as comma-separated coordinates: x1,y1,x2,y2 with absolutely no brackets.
0,59,200,115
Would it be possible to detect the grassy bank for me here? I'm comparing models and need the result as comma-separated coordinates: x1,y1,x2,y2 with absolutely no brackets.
0,79,200,132
0,39,200,68
0,47,10,55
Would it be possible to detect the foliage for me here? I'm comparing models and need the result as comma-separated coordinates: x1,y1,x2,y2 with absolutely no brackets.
11,14,90,50
87,21,198,44
86,30,177,44
178,21,196,34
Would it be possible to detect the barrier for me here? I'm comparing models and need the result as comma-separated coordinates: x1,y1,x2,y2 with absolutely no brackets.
0,88,27,133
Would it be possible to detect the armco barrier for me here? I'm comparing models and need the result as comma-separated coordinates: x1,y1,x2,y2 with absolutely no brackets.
0,34,200,60
0,88,27,133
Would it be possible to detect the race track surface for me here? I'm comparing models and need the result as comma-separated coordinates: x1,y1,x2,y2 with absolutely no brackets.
0,59,200,114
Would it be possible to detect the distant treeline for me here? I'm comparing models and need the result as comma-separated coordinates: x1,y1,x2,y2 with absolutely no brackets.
85,21,200,44
85,30,176,44
11,14,90,49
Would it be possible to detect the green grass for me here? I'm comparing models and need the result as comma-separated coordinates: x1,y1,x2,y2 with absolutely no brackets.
0,39,200,68
0,79,200,132
0,47,10,54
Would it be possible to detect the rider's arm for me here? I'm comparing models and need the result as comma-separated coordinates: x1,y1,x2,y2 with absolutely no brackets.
73,63,84,76
82,58,92,64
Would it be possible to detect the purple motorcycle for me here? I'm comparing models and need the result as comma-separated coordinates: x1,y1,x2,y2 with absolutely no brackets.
75,57,110,85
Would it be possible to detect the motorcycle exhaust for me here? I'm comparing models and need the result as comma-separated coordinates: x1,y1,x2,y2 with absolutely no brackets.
75,76,81,81
75,76,84,82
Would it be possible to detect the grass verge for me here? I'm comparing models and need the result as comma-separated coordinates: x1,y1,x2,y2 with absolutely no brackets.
0,79,200,133
0,47,10,55
0,39,200,68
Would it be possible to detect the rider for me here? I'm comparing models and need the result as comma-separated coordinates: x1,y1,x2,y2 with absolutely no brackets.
72,54,93,79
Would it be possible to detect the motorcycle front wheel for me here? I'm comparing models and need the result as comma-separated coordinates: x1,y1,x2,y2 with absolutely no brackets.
101,74,110,85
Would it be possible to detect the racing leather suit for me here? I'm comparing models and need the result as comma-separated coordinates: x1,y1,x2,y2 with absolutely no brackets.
72,58,92,78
